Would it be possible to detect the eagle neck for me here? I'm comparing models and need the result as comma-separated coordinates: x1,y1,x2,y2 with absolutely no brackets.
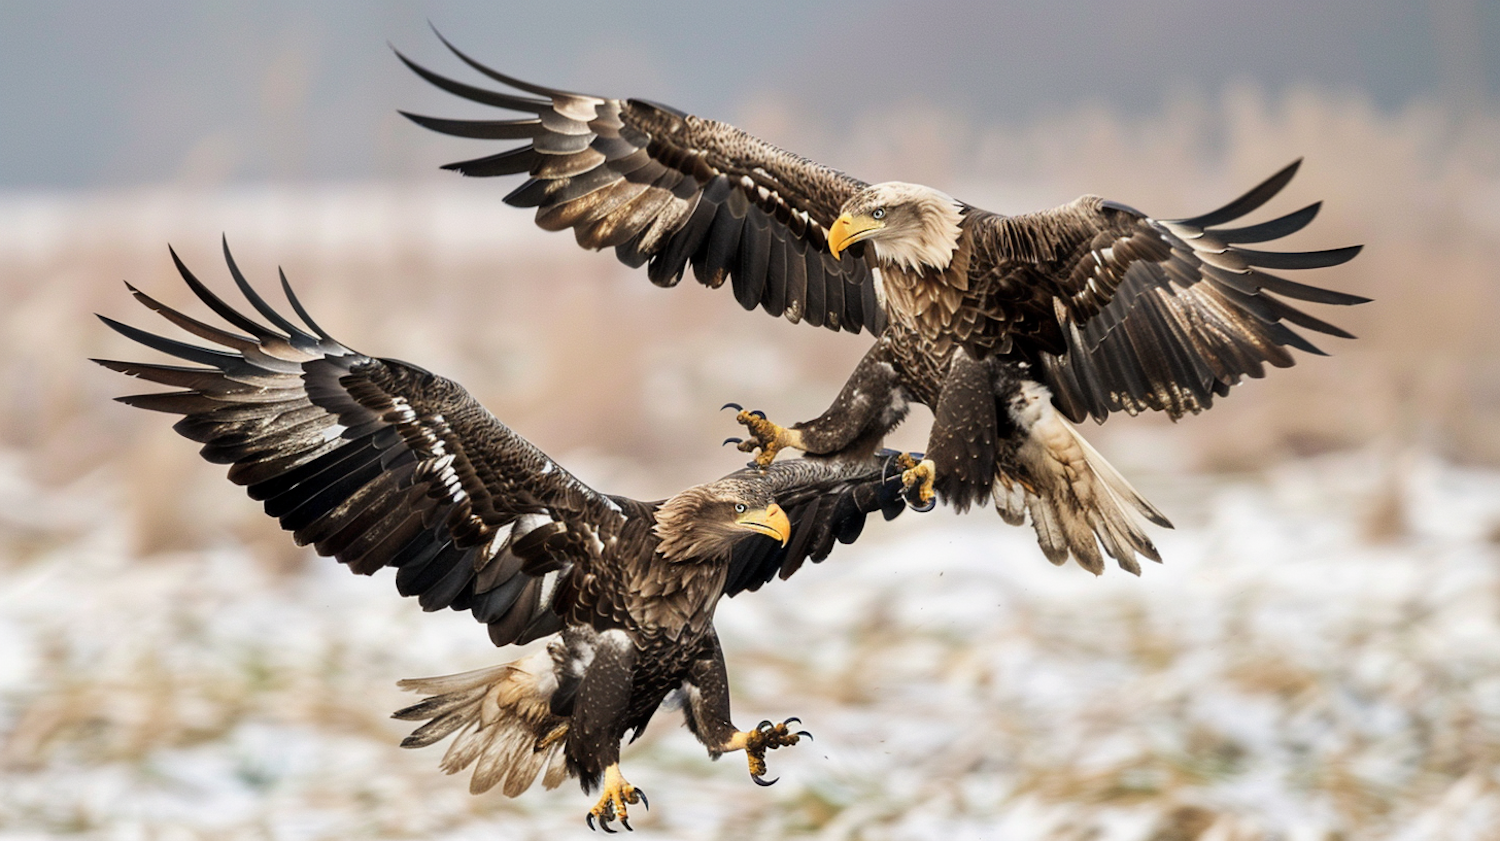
652,515,739,565
629,545,730,639
880,234,973,353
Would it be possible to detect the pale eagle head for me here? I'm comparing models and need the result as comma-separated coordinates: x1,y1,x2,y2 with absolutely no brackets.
828,182,964,272
653,479,791,562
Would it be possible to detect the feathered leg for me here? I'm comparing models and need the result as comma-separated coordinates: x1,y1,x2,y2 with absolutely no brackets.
681,633,809,786
921,349,998,511
565,631,645,831
727,338,909,466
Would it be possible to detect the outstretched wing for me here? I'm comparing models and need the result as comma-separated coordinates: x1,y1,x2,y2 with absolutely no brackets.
397,33,884,335
971,160,1366,423
95,242,637,647
722,452,911,597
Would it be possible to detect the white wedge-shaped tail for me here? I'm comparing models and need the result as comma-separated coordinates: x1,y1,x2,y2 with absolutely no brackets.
1000,382,1172,575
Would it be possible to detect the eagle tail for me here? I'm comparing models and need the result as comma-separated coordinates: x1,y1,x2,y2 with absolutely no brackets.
393,650,570,797
1001,382,1172,575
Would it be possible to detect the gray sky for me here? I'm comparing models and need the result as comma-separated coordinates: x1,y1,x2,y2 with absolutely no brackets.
2,0,1493,189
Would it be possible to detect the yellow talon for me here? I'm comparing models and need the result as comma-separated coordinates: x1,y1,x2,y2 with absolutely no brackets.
723,717,810,787
901,458,936,506
587,764,646,832
733,410,804,468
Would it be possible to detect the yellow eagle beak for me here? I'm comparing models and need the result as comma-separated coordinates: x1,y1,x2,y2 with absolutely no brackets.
737,503,792,546
827,213,883,260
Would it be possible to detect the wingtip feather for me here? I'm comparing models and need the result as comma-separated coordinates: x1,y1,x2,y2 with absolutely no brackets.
1174,158,1305,229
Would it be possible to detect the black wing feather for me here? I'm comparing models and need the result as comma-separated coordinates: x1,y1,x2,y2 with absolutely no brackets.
980,161,1365,422
97,248,628,647
722,452,909,597
399,39,880,335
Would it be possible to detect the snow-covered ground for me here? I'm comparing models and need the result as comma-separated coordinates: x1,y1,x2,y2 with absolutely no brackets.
1,127,1497,838
3,448,1499,841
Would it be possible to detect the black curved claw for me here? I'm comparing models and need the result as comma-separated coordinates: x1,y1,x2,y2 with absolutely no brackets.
721,402,744,412
638,789,649,811
752,774,779,787
601,818,617,834
723,437,744,447
796,731,814,741
756,719,774,732
782,717,801,727
749,410,766,419
907,494,937,513
587,814,597,832
620,817,633,832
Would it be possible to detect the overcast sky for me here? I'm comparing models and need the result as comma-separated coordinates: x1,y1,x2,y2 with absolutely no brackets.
2,0,1493,189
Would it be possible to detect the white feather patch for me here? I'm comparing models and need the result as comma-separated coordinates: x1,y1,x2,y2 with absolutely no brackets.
1006,380,1168,575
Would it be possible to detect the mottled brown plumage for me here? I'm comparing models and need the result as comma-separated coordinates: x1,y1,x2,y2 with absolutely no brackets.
96,243,913,828
398,38,1365,572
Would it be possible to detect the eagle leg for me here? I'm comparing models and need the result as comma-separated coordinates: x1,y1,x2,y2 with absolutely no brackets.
896,454,937,511
586,763,647,833
721,717,811,786
729,408,806,468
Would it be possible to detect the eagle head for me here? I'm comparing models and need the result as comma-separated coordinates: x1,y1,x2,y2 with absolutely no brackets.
828,182,964,272
653,479,791,562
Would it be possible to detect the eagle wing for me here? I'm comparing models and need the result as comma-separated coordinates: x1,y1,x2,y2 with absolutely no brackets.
95,242,640,648
722,452,911,597
969,160,1366,423
397,34,884,335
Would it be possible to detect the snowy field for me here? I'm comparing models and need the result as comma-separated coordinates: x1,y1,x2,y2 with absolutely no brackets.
3,447,1500,841
3,90,1500,838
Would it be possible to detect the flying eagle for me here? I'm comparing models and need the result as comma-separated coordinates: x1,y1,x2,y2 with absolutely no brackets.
95,244,913,831
397,36,1366,574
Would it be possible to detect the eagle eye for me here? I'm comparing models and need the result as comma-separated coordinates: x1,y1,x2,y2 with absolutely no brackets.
871,207,886,220
734,503,747,513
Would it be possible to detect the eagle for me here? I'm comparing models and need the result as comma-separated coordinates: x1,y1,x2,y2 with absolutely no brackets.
397,35,1366,574
94,243,914,831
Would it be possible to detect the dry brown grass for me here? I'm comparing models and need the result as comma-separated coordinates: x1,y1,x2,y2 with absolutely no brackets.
3,86,1500,839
